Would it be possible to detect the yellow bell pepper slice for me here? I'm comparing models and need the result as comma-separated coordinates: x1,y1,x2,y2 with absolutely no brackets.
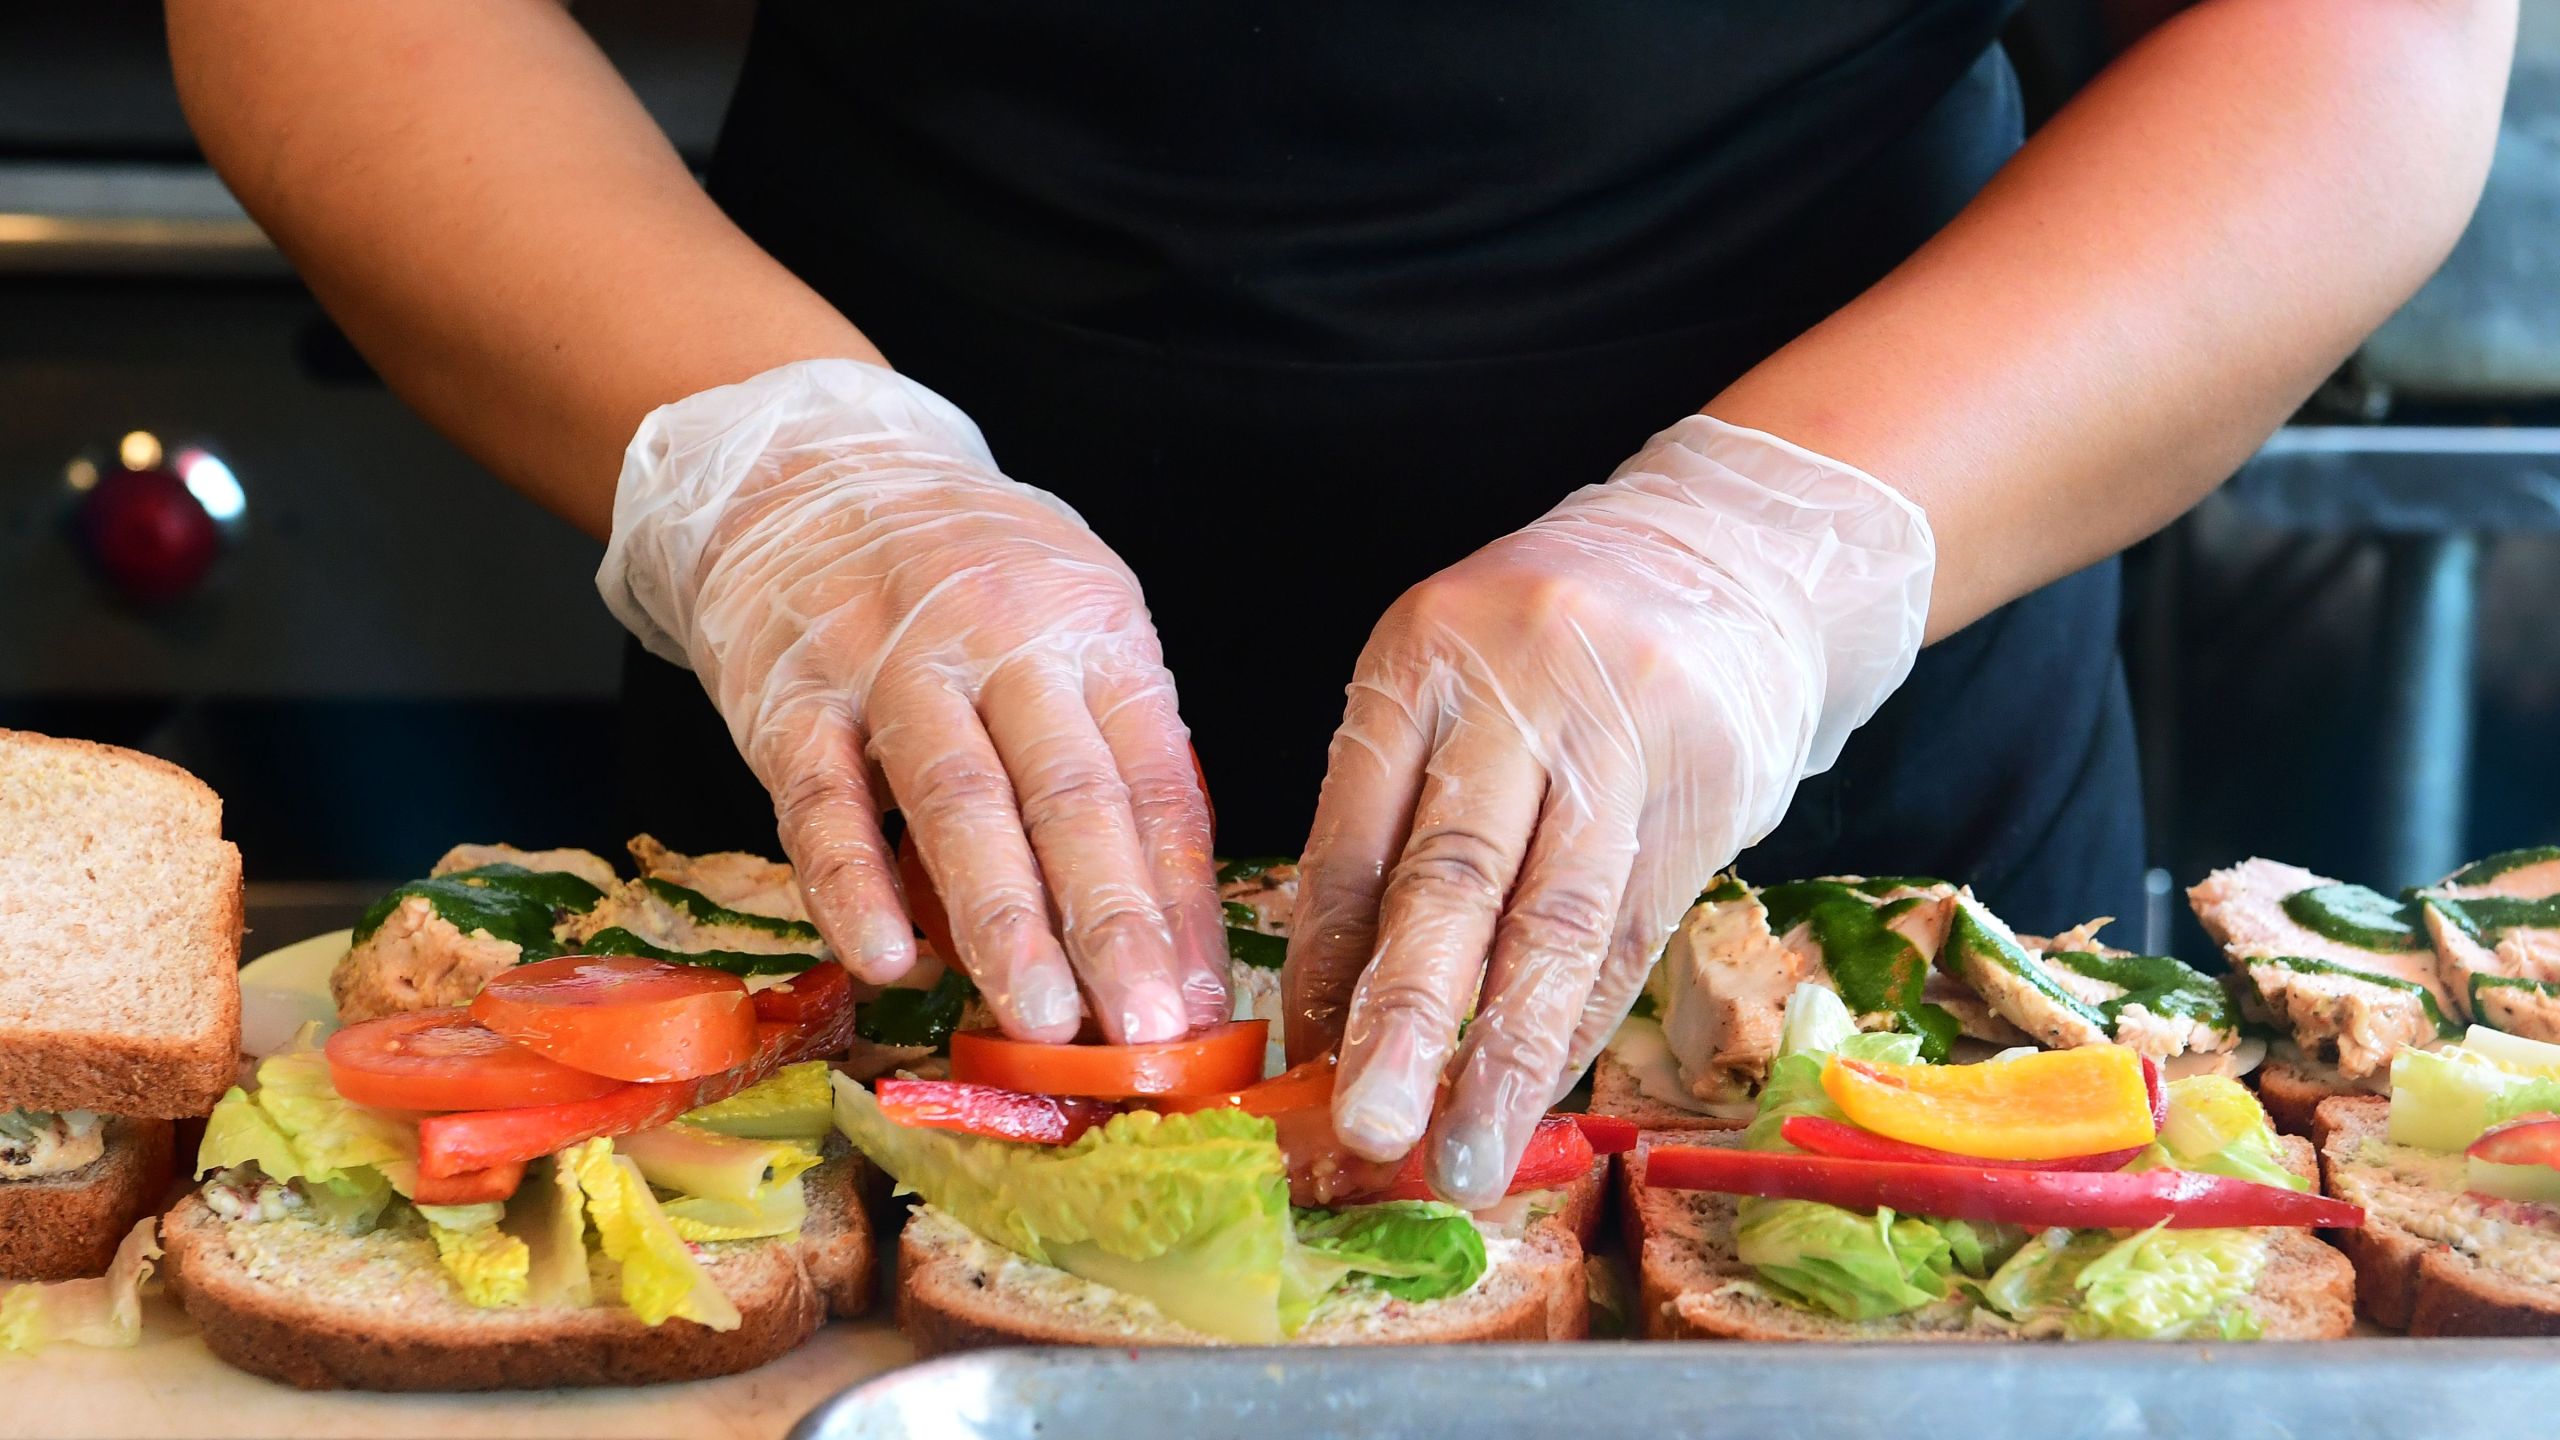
1821,1046,2155,1161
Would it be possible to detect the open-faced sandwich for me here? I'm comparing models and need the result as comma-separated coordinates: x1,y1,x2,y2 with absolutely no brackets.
2193,848,2560,1135
165,838,878,1390
2314,1023,2560,1334
1622,984,2357,1341
1595,875,2252,1133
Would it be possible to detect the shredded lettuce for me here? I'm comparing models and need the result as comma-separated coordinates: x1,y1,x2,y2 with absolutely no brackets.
834,1072,1295,1341
1975,1224,2265,1340
0,1218,160,1353
562,1138,742,1330
2389,1045,2560,1152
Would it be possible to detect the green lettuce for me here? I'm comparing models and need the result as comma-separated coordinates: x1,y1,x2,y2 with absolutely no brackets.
500,1157,594,1309
2389,1045,2560,1152
1976,1225,2265,1339
423,1211,531,1309
0,1218,160,1352
562,1137,742,1330
1291,1201,1488,1302
196,1031,412,1226
2148,1075,2307,1192
834,1072,1295,1341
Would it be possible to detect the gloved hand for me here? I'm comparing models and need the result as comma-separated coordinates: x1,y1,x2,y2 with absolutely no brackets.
1282,414,1934,1206
600,358,1228,1044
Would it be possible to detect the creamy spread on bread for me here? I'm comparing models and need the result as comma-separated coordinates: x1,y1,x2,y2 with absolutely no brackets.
0,1108,104,1180
2337,1138,2560,1288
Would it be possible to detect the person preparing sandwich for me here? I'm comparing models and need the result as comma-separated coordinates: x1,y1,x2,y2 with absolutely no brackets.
169,1,2512,1207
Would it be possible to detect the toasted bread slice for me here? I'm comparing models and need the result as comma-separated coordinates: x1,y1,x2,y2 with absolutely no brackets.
161,1153,874,1390
0,731,242,1118
1588,1050,1751,1134
895,1204,1588,1357
0,1118,173,1281
1623,1129,2355,1340
2255,1054,2381,1138
2315,1094,2560,1335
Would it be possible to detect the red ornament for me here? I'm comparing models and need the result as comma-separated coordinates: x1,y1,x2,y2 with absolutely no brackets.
80,466,219,606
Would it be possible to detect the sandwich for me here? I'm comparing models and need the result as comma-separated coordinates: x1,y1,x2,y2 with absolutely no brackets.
2191,849,2560,1135
0,730,240,1348
1594,874,2250,1133
827,851,1613,1356
2314,1022,2560,1334
165,839,880,1390
1622,983,2357,1341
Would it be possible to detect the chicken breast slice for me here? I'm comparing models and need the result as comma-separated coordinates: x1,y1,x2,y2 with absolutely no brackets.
432,843,618,891
628,833,810,923
1656,886,1814,1104
2188,857,2448,1079
2419,848,2560,1042
329,896,521,1023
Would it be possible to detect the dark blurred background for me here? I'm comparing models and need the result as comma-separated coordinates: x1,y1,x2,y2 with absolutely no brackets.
1,4,2555,956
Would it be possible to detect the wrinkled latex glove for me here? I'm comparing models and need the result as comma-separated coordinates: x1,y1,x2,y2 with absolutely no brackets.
1282,414,1934,1206
600,359,1227,1043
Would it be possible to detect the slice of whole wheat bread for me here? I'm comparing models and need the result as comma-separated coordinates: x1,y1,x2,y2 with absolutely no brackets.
896,1206,1590,1357
2256,1055,2380,1138
0,731,241,1117
1623,1129,2354,1340
0,1117,172,1281
1588,1050,1752,1134
161,1153,873,1390
2315,1094,2560,1335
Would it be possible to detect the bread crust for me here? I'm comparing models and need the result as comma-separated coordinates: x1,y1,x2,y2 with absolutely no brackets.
2316,1094,2560,1336
897,1212,1588,1357
0,1118,172,1281
0,730,243,1118
1588,1051,1750,1135
2256,1058,2368,1140
160,1153,875,1389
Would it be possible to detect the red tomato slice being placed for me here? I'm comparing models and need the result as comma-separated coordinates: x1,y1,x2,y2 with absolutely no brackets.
1151,1055,1338,1116
949,1020,1267,1099
875,1078,1118,1145
409,1159,526,1206
470,955,757,1084
894,831,961,967
1349,1114,1598,1204
325,1008,626,1111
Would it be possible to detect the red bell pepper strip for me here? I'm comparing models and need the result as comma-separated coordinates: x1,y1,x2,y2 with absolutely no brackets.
1350,1114,1597,1203
2466,1112,2560,1169
1780,1115,2143,1173
1571,1113,1641,1157
1643,1144,2363,1230
2144,1055,2168,1134
876,1078,1117,1145
416,981,859,1178
408,1158,526,1206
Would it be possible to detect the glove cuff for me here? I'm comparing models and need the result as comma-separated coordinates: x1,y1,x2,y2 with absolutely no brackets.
1608,413,1936,775
598,357,998,667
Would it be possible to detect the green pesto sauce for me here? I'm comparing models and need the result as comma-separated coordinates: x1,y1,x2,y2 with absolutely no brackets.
1946,904,2110,1036
856,967,978,1049
352,864,605,959
2045,951,2237,1034
579,925,820,977
1626,989,1660,1022
2425,893,2560,945
1850,876,1951,897
2447,846,2560,887
1701,874,1751,905
2280,883,2424,952
641,878,823,944
1759,879,1952,1060
1227,925,1288,970
1216,856,1295,886
2250,955,2460,1038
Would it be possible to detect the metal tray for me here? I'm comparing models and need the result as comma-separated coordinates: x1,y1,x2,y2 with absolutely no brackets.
791,1339,2560,1440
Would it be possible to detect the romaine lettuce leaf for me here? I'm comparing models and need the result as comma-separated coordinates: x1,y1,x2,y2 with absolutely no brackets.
662,1176,811,1242
1734,1199,1955,1319
1291,1201,1488,1302
196,1046,408,1224
1975,1224,2265,1339
833,1073,1293,1341
2151,1075,2307,1192
680,1061,836,1141
562,1138,742,1330
2390,1046,2560,1152
0,1218,160,1352
425,1213,531,1309
501,1157,594,1309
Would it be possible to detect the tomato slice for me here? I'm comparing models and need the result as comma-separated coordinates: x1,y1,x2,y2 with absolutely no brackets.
894,832,962,967
2467,1112,2560,1169
1349,1114,1597,1204
949,1020,1267,1099
751,959,853,1028
417,977,860,1178
410,1159,526,1206
470,955,757,1084
1151,1055,1337,1115
876,1078,1118,1145
325,1008,625,1111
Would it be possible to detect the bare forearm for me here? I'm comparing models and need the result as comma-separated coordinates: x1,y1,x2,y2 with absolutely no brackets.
1707,0,2514,639
168,0,881,538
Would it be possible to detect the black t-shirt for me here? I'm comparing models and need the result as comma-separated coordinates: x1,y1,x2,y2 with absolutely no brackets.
620,0,2145,933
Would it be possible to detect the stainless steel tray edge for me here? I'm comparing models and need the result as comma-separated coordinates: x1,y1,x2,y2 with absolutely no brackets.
791,1339,2560,1440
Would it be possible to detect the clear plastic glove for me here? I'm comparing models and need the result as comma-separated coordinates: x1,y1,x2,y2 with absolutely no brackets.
599,359,1227,1044
1282,414,1934,1206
